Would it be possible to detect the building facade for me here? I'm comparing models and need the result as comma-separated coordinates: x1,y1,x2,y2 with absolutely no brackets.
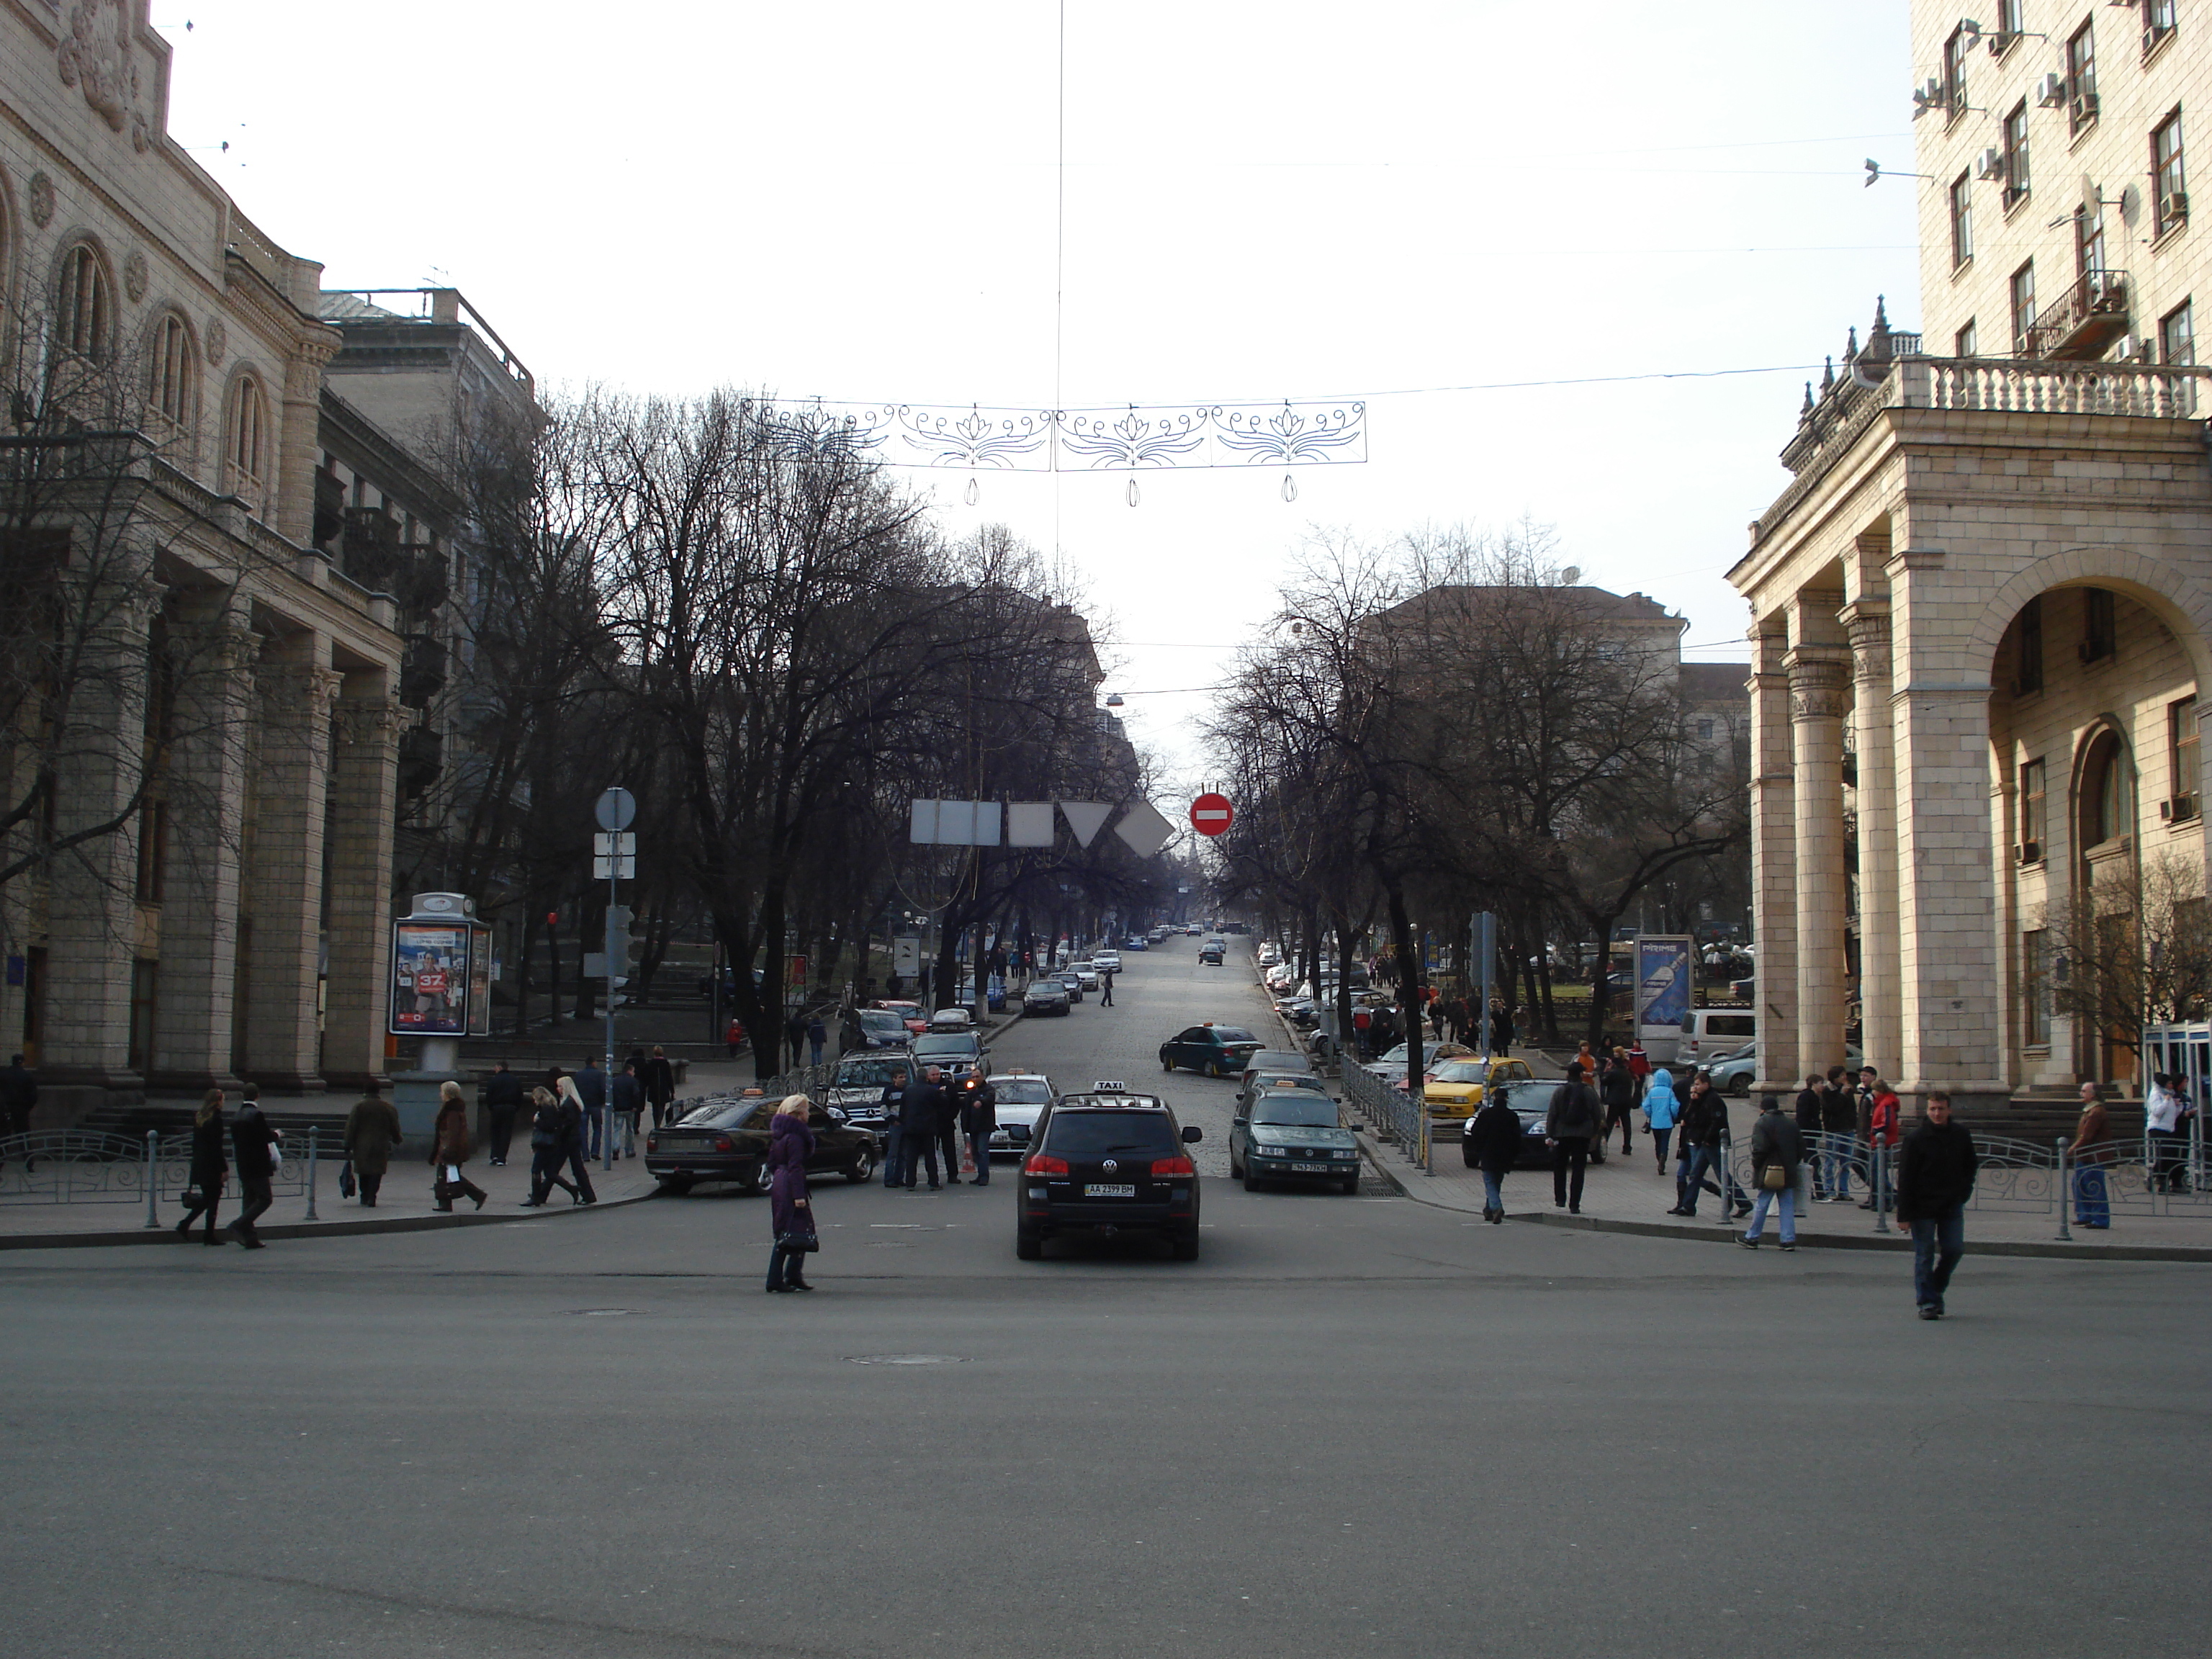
1730,3,2212,1110
1,0,403,1115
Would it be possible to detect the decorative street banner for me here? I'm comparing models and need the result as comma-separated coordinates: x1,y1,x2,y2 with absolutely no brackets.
765,400,1367,472
392,922,469,1035
1635,935,1694,1051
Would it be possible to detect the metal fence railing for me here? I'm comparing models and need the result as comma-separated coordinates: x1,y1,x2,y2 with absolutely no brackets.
1341,1061,1431,1173
1,1127,326,1228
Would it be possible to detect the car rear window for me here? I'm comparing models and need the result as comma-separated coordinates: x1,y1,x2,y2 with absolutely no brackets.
994,1079,1052,1105
1212,1028,1257,1045
914,1035,979,1057
1251,1095,1338,1127
1044,1112,1180,1156
1704,1015,1758,1039
676,1099,768,1128
837,1058,905,1087
1432,1061,1488,1082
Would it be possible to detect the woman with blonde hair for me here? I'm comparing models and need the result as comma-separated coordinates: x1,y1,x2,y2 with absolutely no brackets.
431,1080,488,1211
176,1088,228,1244
521,1086,581,1207
764,1094,818,1292
556,1073,598,1205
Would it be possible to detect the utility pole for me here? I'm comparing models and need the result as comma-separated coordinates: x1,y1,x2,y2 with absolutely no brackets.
595,787,637,1173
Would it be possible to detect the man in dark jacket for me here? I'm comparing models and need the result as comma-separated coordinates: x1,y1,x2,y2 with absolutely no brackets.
1544,1063,1604,1213
1793,1074,1828,1200
575,1057,610,1159
1820,1066,1856,1202
956,1072,998,1186
343,1079,404,1205
934,1069,966,1183
1673,1084,1729,1218
482,1064,524,1166
1,1053,37,1169
228,1087,279,1248
1740,1094,1806,1249
1467,1090,1524,1223
1895,1090,1978,1319
1600,1056,1638,1157
880,1067,912,1188
644,1047,678,1128
613,1062,647,1156
900,1068,945,1190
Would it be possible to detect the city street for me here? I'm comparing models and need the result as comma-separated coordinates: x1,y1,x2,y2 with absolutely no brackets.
1,944,2204,1658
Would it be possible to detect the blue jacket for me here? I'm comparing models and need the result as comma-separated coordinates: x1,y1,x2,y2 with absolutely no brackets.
1642,1069,1680,1130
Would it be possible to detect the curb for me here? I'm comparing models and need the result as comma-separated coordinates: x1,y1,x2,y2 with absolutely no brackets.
1507,1208,2212,1262
0,1185,660,1253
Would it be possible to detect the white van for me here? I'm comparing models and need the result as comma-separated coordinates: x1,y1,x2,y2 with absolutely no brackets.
1678,1008,1758,1067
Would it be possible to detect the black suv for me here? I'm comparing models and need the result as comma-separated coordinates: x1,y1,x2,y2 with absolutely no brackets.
1016,1088,1204,1261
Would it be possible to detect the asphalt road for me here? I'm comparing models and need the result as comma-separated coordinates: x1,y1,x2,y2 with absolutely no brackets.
1,943,2205,1658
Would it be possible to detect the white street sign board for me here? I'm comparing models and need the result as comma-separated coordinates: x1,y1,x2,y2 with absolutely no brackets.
1112,800,1176,859
894,935,921,975
909,799,940,844
1058,801,1112,848
593,832,636,856
594,787,637,832
593,855,636,880
1006,801,1056,847
909,799,1004,846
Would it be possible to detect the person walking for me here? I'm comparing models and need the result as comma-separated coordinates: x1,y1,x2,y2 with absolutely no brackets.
1820,1066,1856,1203
1896,1089,1979,1318
958,1071,997,1186
1600,1052,1637,1157
1624,1040,1650,1089
2144,1072,2190,1193
1738,1093,1805,1251
342,1078,403,1207
176,1088,228,1244
645,1047,678,1130
431,1082,489,1212
228,1088,279,1248
1865,1079,1902,1216
900,1068,944,1190
521,1087,581,1207
480,1064,522,1166
785,1011,809,1074
557,1074,599,1204
1544,1062,1604,1214
807,1015,827,1067
573,1056,610,1160
1852,1064,1879,1204
612,1061,646,1158
1098,966,1115,1007
1467,1086,1522,1223
725,1017,744,1060
879,1066,912,1188
2070,1082,2113,1230
933,1066,965,1183
1794,1074,1829,1201
1642,1066,1680,1173
1,1052,37,1167
1671,1073,1737,1220
1491,999,1514,1057
764,1095,817,1293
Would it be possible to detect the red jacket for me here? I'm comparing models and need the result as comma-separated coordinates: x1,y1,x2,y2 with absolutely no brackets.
1868,1090,1901,1147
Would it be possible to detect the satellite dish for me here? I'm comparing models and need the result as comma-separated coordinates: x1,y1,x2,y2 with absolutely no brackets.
1562,566,1581,585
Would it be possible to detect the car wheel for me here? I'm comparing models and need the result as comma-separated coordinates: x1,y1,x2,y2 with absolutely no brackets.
655,1176,693,1196
845,1144,876,1184
747,1162,773,1196
1339,1178,1359,1195
1728,1075,1752,1098
1170,1236,1200,1262
1015,1230,1043,1260
1161,1054,1175,1071
1241,1166,1260,1192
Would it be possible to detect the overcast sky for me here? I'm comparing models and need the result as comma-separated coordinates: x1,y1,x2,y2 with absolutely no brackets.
160,1,1917,789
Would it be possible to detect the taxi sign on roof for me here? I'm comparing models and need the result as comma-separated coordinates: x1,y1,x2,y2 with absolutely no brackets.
1091,1080,1127,1091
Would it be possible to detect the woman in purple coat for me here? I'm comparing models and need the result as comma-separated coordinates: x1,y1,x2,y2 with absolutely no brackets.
765,1095,817,1293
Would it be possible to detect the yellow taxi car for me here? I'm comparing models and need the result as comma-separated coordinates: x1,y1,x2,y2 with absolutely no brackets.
1421,1054,1535,1120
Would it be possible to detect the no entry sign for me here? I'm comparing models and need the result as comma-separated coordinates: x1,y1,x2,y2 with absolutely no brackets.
1190,793,1234,837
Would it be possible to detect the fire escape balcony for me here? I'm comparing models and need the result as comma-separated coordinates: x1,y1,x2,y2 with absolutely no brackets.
2018,269,2131,361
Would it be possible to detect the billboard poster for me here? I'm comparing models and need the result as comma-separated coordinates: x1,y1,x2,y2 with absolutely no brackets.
1635,935,1694,1035
392,922,469,1035
467,927,493,1036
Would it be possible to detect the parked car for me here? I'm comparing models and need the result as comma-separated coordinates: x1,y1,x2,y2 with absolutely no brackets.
1702,1041,1861,1097
647,1095,876,1193
1457,1079,1555,1169
984,1069,1055,1157
1234,1049,1318,1109
824,1054,913,1131
1055,969,1086,1002
856,1008,911,1049
928,1006,975,1033
1364,1040,1475,1089
873,999,929,1037
1419,1054,1534,1120
1229,1088,1362,1193
1678,1007,1759,1067
1072,963,1102,991
1015,1085,1204,1261
1159,1022,1264,1076
1022,979,1071,1016
911,1030,988,1080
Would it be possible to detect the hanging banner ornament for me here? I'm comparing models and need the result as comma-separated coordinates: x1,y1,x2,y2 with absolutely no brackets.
1190,793,1234,837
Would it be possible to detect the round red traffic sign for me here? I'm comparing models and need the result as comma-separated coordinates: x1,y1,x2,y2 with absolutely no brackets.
1190,793,1234,837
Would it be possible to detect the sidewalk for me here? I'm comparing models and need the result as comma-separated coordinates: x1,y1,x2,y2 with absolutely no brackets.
1355,1123,2212,1262
0,1142,660,1251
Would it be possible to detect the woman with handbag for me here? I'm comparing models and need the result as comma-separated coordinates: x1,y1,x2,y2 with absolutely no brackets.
521,1087,580,1208
765,1094,818,1293
1740,1093,1805,1250
176,1089,228,1244
431,1081,488,1212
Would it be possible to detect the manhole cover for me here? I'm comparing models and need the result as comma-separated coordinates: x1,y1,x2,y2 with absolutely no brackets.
844,1354,968,1366
567,1308,634,1317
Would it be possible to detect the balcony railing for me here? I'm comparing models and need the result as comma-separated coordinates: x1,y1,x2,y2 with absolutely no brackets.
2018,269,2131,360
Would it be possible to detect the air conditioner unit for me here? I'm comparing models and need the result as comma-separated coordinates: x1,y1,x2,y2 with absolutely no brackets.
2037,71,2067,107
2162,794,2200,824
2017,840,2044,865
2161,191,2190,225
1975,147,2005,181
2072,89,2100,125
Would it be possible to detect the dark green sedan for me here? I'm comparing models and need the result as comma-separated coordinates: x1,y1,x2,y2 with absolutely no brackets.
1159,1023,1264,1077
1228,1087,1363,1192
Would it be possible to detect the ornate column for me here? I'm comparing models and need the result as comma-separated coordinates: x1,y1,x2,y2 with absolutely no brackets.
320,680,403,1091
271,327,342,549
1887,547,2006,1108
1748,626,1799,1091
1844,599,1900,1080
149,598,257,1089
240,645,342,1091
1788,594,1853,1082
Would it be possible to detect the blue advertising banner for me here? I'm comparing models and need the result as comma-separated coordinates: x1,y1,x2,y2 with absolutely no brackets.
1635,936,1694,1035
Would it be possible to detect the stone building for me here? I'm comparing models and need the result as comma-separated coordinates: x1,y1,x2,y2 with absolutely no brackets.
1729,3,2212,1110
1,2,403,1115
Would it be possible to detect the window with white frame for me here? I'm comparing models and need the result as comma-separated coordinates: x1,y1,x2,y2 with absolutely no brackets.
1951,171,1975,267
226,374,266,500
2162,298,2194,364
58,244,110,359
2142,0,2177,56
2154,110,2188,235
2011,259,2038,352
2002,101,2031,208
150,313,194,433
2067,19,2099,136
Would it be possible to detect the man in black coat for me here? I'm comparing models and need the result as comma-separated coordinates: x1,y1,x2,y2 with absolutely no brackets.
934,1069,966,1184
1794,1074,1829,1200
879,1066,912,1188
900,1068,946,1190
1466,1090,1523,1223
644,1047,678,1128
1544,1063,1605,1213
956,1072,998,1186
1,1053,37,1170
482,1063,524,1166
1820,1066,1856,1202
228,1087,279,1248
1895,1090,1979,1320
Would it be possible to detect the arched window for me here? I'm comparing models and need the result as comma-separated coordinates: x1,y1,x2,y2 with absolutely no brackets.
150,313,194,433
2082,729,2134,847
58,243,109,359
226,374,266,498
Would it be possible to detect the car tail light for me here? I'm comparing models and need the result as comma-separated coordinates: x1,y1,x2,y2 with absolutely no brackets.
713,1136,734,1151
1150,1155,1196,1177
647,1136,658,1153
1022,1153,1069,1175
